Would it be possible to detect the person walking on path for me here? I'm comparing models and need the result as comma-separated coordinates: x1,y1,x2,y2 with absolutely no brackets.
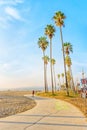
32,90,35,97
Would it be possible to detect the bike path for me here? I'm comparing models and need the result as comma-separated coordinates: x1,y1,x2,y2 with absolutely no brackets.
0,95,87,130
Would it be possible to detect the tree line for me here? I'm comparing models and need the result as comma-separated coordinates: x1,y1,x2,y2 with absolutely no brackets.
37,11,74,96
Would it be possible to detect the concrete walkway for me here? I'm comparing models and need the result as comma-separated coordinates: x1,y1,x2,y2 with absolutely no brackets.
0,95,87,130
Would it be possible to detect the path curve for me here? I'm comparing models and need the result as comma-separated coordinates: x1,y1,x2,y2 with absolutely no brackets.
0,95,87,130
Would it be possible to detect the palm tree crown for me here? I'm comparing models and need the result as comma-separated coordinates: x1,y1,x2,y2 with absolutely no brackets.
53,11,66,27
64,42,73,55
51,58,56,65
38,37,49,52
42,55,49,64
61,73,64,78
45,24,55,39
57,74,60,79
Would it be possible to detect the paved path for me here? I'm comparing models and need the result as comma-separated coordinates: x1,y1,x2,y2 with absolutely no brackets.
0,95,87,130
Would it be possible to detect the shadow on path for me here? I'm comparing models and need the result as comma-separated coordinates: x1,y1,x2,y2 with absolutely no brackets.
15,114,85,119
0,120,87,128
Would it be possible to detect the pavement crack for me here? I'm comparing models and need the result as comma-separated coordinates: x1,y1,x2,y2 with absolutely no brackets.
23,112,54,130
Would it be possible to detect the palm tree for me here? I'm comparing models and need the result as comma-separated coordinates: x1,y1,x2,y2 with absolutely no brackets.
42,55,49,64
57,74,61,88
42,55,49,92
37,36,49,92
65,55,74,90
45,24,55,94
65,56,72,88
65,55,72,69
64,42,74,90
51,58,56,92
64,42,73,55
66,71,71,88
61,73,64,85
53,11,69,95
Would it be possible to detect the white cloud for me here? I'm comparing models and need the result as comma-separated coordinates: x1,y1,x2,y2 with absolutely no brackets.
3,63,10,70
0,63,11,71
0,0,27,28
5,6,21,20
0,0,24,5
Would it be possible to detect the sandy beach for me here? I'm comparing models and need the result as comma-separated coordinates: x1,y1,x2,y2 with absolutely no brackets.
0,91,36,118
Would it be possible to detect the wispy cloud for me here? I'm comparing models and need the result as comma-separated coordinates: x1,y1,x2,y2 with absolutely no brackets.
2,63,10,70
5,6,22,20
0,0,26,28
0,60,21,72
0,0,24,5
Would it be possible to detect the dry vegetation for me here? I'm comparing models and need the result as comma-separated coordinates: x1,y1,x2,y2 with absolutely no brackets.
0,90,36,118
37,90,87,117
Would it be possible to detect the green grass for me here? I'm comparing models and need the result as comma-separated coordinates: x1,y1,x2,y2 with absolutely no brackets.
37,90,79,99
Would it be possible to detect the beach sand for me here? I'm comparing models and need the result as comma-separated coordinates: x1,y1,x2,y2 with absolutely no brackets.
0,90,36,118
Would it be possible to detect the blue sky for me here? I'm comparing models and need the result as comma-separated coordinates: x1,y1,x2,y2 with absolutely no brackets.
0,0,87,90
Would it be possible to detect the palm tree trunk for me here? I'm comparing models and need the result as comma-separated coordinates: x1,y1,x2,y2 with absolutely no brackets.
50,38,54,94
53,66,56,92
62,76,64,86
59,27,69,96
59,78,61,88
43,51,47,92
45,64,48,92
69,66,75,91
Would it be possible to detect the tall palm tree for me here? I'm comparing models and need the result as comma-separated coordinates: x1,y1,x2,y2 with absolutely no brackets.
37,36,49,92
65,55,72,88
53,11,69,95
66,71,71,88
51,58,56,92
65,55,74,90
64,42,74,90
42,55,49,92
45,24,55,94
